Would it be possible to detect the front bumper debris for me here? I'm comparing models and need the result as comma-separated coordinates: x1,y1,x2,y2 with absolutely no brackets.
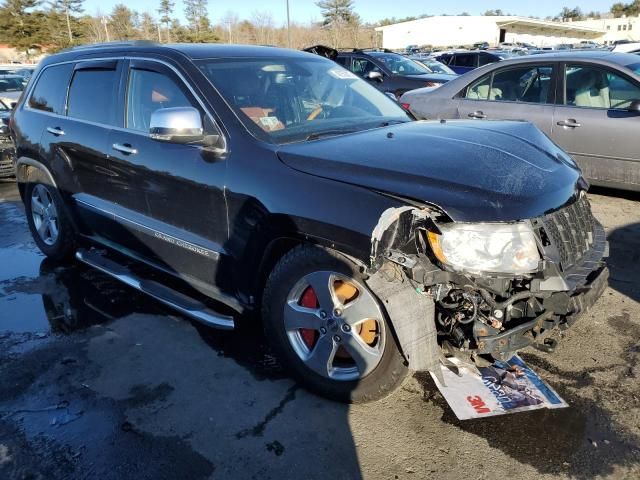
475,266,609,355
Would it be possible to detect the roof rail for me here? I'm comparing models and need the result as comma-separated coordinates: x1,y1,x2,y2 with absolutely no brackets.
61,40,159,53
337,47,395,54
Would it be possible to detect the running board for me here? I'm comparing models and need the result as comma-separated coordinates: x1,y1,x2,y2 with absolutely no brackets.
75,249,235,330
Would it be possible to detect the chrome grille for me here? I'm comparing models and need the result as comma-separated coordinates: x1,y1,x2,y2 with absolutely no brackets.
541,194,596,271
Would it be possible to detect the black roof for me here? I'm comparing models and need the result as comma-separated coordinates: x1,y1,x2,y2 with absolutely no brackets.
42,41,318,68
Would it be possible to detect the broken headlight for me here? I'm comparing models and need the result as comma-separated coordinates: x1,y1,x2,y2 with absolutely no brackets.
427,222,540,274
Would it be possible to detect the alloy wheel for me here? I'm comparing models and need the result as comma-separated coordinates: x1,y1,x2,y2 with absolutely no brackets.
31,184,59,246
284,271,386,381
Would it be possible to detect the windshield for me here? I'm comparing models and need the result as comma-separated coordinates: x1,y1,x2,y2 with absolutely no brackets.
413,58,456,75
0,77,24,92
197,57,410,144
369,53,430,76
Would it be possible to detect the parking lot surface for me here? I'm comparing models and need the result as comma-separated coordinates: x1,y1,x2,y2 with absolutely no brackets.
0,178,639,480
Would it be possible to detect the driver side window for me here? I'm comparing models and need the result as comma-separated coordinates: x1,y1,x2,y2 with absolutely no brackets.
126,68,195,132
351,58,381,78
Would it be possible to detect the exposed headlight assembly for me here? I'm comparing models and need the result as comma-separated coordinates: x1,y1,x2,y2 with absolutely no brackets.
427,222,540,275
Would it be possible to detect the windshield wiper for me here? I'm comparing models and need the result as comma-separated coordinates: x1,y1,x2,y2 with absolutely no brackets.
377,119,409,127
305,129,358,141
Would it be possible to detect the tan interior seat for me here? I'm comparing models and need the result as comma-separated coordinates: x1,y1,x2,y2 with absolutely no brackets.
467,83,503,100
574,71,610,108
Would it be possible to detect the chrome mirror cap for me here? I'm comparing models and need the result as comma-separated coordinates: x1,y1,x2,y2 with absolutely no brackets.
149,107,204,143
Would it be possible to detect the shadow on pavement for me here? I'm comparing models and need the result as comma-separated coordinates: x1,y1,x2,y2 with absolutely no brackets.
0,258,362,479
414,362,640,479
605,221,640,304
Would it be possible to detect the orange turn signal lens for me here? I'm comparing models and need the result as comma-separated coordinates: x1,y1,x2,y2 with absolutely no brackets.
427,231,447,264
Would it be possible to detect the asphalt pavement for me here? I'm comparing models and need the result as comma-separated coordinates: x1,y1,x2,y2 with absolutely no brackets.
0,178,639,480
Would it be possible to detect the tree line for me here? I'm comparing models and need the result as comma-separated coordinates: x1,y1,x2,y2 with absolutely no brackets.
0,0,378,58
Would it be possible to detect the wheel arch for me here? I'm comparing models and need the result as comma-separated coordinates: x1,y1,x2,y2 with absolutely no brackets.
16,156,58,202
249,231,369,308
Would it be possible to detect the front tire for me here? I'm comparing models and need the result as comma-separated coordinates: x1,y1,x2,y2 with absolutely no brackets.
25,182,75,261
262,245,407,403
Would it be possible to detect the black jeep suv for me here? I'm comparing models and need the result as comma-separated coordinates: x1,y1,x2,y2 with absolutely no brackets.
11,42,608,403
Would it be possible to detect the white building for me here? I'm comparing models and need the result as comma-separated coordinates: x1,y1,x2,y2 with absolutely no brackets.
374,16,605,49
572,16,640,45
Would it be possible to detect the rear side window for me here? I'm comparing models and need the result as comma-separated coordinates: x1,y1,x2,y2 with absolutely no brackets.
453,54,475,68
67,68,118,124
335,56,348,66
28,64,72,114
491,65,553,103
478,53,497,67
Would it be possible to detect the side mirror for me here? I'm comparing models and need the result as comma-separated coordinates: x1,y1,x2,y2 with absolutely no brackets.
366,71,384,82
628,100,640,113
149,107,204,144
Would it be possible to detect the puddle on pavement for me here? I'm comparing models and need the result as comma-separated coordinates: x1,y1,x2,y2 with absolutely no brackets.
0,194,283,380
0,256,165,334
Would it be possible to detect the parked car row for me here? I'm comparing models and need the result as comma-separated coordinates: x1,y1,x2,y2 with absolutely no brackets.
0,99,14,178
0,65,32,177
400,51,640,191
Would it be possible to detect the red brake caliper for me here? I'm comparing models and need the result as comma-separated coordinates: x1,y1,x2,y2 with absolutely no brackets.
299,286,319,349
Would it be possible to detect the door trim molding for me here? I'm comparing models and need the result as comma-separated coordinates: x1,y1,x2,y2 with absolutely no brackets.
74,193,224,259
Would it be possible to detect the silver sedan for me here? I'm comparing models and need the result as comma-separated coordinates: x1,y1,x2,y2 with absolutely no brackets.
400,51,640,191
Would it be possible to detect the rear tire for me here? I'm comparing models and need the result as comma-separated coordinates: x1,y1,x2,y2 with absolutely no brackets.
25,182,75,261
262,245,407,403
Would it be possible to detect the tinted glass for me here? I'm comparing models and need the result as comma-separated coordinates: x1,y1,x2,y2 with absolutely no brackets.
478,53,498,66
368,53,429,75
454,54,475,68
197,57,409,144
422,60,455,75
565,65,640,109
0,76,25,92
67,68,118,124
28,64,72,114
126,69,193,132
335,56,348,66
491,65,553,103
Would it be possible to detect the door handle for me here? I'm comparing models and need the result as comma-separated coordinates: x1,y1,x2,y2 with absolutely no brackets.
46,126,65,136
112,143,138,155
557,119,581,128
468,111,486,119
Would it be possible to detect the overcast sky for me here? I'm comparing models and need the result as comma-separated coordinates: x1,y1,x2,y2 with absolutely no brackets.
83,0,617,24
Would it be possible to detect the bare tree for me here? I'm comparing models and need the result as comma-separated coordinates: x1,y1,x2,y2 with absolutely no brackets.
221,10,239,43
251,10,274,45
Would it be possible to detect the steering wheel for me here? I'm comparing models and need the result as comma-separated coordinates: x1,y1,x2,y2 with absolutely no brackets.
307,106,323,120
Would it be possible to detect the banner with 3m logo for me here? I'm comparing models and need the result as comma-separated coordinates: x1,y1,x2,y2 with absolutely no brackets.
430,355,567,420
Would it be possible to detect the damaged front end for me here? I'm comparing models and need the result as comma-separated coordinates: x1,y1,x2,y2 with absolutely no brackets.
366,192,609,374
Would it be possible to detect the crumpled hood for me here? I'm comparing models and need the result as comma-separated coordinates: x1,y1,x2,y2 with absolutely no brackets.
277,120,585,222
